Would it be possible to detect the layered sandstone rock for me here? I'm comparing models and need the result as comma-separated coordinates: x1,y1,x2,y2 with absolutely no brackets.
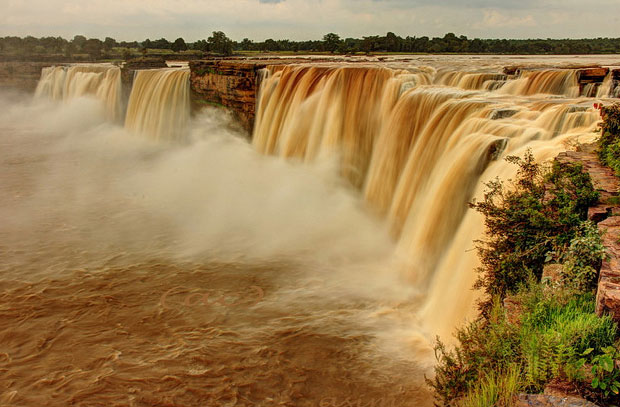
0,61,56,92
516,394,599,407
556,144,620,324
189,59,268,132
596,215,620,321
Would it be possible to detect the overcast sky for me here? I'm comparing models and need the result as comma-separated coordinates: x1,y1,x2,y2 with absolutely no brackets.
2,0,620,41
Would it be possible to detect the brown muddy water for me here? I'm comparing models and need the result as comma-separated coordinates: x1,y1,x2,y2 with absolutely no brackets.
0,93,429,406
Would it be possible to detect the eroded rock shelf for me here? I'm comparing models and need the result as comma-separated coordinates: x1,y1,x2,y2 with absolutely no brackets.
556,145,620,324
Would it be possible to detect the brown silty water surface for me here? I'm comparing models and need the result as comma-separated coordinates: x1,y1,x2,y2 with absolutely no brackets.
2,55,618,406
0,90,427,406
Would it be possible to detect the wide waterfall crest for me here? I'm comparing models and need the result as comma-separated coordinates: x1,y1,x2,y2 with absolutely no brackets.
30,60,606,343
252,63,602,342
35,64,122,122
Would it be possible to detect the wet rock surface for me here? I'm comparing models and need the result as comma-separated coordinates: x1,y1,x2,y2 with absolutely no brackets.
556,144,620,324
517,394,599,407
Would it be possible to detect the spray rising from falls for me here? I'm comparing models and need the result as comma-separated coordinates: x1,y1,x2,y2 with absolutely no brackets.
125,69,191,141
35,64,122,122
28,60,604,344
253,63,601,340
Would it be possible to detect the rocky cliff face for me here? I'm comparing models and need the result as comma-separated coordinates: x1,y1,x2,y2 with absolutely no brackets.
189,60,268,132
0,62,55,92
556,146,620,325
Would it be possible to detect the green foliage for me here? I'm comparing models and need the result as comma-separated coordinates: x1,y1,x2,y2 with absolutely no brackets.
470,150,598,312
207,31,233,56
429,286,618,405
430,148,618,405
322,33,342,53
517,287,617,390
457,365,522,407
598,103,620,176
561,221,606,292
427,299,519,406
5,33,620,59
591,346,620,397
172,37,188,52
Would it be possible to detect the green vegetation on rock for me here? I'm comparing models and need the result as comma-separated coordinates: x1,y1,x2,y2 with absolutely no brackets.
598,103,620,176
428,149,620,406
470,151,599,312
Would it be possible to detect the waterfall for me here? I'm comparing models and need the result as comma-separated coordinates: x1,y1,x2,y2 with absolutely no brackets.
435,71,507,90
597,73,614,98
124,69,191,142
499,69,580,97
252,65,425,188
31,60,603,342
35,64,122,122
252,63,601,341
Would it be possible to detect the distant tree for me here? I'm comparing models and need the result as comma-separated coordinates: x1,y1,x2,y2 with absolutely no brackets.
141,39,153,50
152,38,171,49
83,38,103,59
240,38,253,50
193,39,208,52
384,32,400,52
103,37,117,51
72,35,87,52
208,31,233,56
361,35,380,53
172,37,187,52
262,38,278,51
322,33,342,53
64,42,75,58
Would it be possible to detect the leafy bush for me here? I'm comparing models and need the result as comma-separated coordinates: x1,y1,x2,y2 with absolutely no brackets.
561,221,606,292
598,103,620,175
428,149,619,406
517,286,617,390
428,286,618,405
591,346,620,397
428,298,518,406
470,150,598,313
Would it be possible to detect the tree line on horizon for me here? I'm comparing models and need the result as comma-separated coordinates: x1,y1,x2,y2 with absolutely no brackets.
2,32,620,58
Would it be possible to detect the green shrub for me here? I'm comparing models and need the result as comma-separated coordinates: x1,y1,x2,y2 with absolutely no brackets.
470,150,598,313
517,286,617,390
428,148,618,406
428,286,618,405
590,346,620,397
457,365,522,407
561,221,606,292
428,298,519,406
598,103,620,175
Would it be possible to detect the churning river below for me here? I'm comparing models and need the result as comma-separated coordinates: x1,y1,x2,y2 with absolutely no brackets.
2,54,619,406
0,93,429,407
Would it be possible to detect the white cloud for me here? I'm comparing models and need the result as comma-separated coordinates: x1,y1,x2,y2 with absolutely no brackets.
476,10,536,29
0,0,618,40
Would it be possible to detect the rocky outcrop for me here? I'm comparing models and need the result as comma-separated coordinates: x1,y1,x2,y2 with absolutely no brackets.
556,144,620,324
189,59,268,132
596,215,620,320
188,57,361,132
0,61,55,92
516,394,599,407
